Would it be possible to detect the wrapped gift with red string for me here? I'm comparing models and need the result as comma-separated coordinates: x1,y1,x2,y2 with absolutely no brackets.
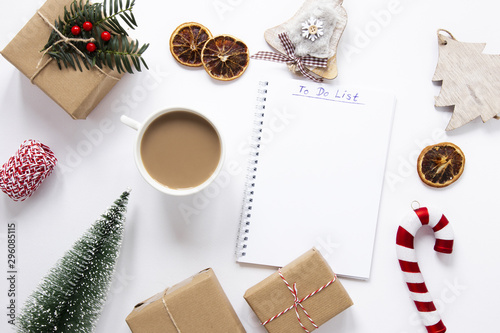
244,248,353,333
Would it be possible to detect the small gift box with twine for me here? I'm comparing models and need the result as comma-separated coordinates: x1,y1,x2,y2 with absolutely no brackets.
1,0,124,119
126,268,246,333
244,248,353,333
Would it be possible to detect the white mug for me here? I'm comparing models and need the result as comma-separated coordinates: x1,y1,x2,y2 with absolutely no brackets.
121,107,225,196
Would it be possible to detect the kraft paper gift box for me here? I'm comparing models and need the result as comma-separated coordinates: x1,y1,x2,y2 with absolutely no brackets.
0,0,124,119
126,268,246,333
244,248,353,333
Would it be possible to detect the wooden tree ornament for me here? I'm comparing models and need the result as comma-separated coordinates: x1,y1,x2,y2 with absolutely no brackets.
433,29,500,131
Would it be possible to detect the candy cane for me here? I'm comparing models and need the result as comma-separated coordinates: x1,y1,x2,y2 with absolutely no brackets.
396,206,454,333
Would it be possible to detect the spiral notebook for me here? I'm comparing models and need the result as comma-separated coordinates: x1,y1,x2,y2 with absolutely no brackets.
235,78,395,280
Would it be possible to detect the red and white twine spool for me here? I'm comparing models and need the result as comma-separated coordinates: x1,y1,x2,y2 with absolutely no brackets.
396,206,454,333
0,140,57,201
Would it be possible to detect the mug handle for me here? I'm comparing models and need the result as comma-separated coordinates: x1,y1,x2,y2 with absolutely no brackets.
120,115,141,131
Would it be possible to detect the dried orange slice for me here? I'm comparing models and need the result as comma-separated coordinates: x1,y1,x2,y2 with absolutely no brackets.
201,35,249,81
170,22,212,67
417,142,465,188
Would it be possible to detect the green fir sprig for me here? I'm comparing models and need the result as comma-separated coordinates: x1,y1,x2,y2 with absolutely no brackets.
43,0,149,74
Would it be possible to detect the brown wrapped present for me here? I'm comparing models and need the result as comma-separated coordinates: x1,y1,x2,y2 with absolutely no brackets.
244,248,353,333
0,0,124,119
126,268,246,333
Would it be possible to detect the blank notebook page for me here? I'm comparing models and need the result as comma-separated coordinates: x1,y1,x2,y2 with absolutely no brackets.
236,78,395,280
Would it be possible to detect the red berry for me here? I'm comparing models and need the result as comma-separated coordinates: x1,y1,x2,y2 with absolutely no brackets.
101,31,111,42
71,25,81,36
86,42,96,52
82,21,93,31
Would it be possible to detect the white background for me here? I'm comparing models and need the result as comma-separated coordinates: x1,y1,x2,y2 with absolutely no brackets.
1,0,499,332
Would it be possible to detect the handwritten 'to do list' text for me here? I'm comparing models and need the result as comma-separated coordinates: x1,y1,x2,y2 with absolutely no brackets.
293,85,363,105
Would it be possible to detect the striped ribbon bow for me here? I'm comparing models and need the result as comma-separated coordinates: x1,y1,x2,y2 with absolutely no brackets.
251,32,328,82
261,268,337,332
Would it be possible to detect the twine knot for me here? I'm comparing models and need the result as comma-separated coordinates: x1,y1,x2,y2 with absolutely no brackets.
261,268,337,333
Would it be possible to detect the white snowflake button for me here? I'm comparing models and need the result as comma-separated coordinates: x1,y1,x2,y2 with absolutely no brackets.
301,17,324,42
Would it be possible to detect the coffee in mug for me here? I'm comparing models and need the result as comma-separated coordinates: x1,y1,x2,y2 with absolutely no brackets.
140,111,221,189
121,108,224,196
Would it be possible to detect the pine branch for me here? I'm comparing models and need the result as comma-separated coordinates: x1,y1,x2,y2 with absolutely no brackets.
42,0,148,74
99,0,137,34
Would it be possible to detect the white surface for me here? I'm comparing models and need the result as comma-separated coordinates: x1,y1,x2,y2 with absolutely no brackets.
0,0,499,332
236,78,395,280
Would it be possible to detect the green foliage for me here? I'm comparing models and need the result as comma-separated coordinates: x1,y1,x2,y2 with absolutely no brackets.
16,190,131,333
44,0,148,74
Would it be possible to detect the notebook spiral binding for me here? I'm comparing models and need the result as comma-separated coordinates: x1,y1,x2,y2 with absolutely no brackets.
235,81,268,259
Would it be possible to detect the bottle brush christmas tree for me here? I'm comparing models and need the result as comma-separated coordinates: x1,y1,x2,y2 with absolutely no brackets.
16,189,131,333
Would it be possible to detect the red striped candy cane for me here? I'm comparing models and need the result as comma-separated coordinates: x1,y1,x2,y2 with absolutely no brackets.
396,206,454,333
